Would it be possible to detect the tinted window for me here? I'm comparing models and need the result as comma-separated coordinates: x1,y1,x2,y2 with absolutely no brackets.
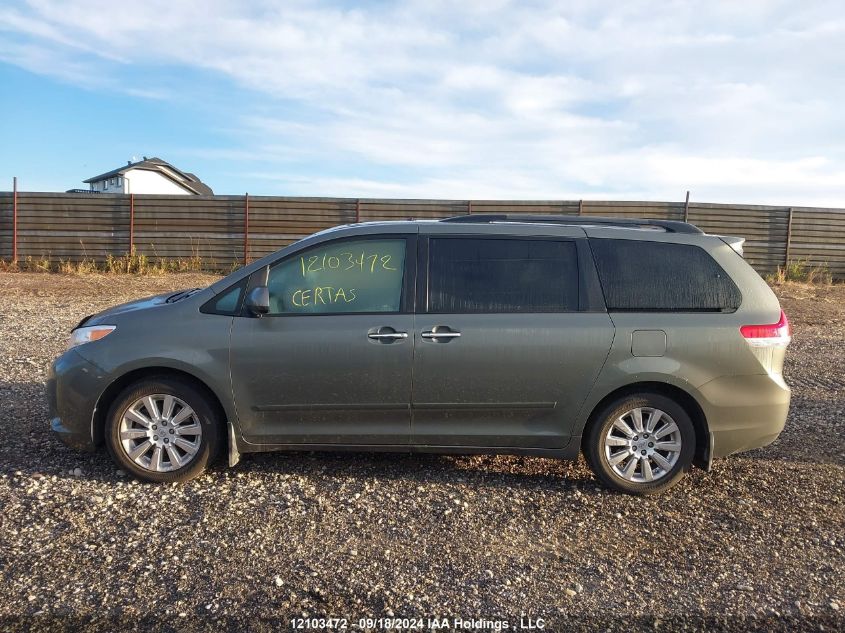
200,280,245,315
267,238,406,314
428,238,578,313
589,239,741,311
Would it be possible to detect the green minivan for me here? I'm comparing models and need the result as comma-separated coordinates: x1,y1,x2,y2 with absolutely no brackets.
47,215,791,494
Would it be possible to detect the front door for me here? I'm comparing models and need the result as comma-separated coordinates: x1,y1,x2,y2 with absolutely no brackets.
411,235,614,448
230,234,416,445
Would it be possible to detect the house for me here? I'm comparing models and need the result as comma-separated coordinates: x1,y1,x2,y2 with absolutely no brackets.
83,157,213,195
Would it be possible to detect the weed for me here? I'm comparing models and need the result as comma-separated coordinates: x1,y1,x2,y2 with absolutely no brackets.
768,258,833,285
0,251,230,275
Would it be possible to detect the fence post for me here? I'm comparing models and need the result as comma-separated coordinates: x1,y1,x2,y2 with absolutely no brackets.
356,198,361,223
578,199,583,216
785,207,794,266
467,200,473,215
243,193,250,266
12,177,18,263
128,193,135,254
683,190,690,222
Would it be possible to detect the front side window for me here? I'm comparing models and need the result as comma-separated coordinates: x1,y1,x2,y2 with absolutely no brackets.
266,238,407,314
201,280,245,315
428,237,579,313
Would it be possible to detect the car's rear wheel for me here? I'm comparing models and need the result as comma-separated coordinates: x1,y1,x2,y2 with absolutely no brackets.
585,393,695,495
105,377,221,482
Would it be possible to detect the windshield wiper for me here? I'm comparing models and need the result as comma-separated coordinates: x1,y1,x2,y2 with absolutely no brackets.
166,288,202,303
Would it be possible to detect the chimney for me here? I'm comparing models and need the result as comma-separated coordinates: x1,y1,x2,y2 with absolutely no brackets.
127,160,131,165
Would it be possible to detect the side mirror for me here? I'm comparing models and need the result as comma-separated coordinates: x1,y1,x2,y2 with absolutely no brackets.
245,286,270,316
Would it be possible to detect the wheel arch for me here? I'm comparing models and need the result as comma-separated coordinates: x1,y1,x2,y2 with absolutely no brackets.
579,381,710,470
92,366,231,456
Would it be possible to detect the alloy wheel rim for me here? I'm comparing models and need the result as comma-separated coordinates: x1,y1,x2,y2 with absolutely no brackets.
118,394,202,472
603,407,682,483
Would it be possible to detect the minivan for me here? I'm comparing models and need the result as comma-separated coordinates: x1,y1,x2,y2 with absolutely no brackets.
47,214,792,494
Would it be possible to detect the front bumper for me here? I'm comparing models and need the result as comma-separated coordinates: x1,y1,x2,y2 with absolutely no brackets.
46,349,107,452
698,373,791,459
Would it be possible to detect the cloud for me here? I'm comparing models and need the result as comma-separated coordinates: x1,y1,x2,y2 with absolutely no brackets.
1,0,845,205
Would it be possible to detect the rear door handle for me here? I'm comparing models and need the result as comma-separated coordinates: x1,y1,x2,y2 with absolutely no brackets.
421,326,461,341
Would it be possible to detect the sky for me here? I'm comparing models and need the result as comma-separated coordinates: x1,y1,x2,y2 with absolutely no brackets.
1,0,844,206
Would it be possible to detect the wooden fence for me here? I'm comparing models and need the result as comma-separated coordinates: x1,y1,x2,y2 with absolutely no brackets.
1,192,844,278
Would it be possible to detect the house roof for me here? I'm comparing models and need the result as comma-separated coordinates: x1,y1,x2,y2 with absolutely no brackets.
84,157,213,195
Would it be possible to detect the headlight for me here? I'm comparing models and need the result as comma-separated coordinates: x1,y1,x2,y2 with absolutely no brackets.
67,325,116,350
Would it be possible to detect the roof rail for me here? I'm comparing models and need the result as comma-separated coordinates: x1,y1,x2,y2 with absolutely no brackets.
440,213,703,234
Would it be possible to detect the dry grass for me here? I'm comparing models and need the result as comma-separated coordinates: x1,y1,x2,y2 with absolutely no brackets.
767,258,833,285
0,252,239,276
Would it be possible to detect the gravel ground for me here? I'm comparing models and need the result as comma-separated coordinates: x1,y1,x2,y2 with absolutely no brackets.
0,272,843,632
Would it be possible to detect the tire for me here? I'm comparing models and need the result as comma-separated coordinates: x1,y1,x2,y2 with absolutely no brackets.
584,393,695,495
105,377,221,483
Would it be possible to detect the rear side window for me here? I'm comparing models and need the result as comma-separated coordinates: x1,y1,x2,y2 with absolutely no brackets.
428,238,578,313
589,239,741,311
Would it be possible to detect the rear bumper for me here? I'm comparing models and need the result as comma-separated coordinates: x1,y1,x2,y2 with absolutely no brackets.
46,349,106,452
698,373,791,459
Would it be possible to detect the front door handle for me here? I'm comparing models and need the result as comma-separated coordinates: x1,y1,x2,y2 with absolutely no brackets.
421,326,461,341
367,326,408,343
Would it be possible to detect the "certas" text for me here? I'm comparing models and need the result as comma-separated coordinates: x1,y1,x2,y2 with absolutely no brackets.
291,286,358,307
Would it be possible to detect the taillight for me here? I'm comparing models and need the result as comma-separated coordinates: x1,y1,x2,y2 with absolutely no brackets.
740,310,792,347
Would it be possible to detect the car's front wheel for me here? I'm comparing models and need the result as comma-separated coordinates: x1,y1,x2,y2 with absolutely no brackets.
585,393,695,495
105,377,221,482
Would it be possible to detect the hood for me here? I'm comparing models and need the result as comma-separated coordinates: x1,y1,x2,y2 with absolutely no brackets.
75,288,201,329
